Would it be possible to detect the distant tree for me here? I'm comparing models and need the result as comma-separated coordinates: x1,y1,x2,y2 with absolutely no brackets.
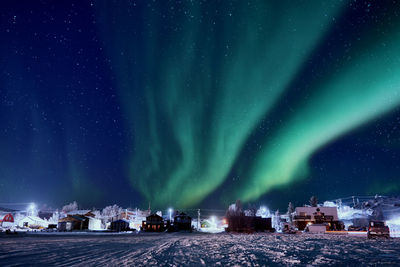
310,196,318,207
235,199,243,214
62,201,78,213
287,202,294,222
48,210,60,224
275,209,280,217
246,204,257,217
226,200,244,217
372,207,384,221
92,209,101,218
102,204,122,221
256,206,270,218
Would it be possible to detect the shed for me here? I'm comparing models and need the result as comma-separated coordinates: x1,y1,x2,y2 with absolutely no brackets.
110,219,130,232
58,215,88,231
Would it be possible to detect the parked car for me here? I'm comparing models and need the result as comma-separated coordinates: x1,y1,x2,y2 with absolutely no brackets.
367,221,390,239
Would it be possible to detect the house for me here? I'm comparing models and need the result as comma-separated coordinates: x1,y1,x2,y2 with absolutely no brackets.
142,214,164,232
18,216,49,229
121,208,151,230
293,206,343,231
110,219,130,232
172,212,192,231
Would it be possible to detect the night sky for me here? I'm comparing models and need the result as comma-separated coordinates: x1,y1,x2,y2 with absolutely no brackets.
1,0,400,211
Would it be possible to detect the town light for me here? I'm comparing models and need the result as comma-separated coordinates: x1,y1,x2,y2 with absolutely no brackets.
211,216,216,228
28,203,36,216
261,206,267,213
168,208,173,221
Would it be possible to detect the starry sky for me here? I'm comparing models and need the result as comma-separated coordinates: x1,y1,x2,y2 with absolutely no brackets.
1,0,400,210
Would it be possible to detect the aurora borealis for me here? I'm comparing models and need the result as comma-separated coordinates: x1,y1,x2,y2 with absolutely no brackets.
1,1,400,210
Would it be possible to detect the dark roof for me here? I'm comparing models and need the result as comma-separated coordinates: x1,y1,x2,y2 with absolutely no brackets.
147,214,163,219
174,212,192,219
112,219,129,223
59,215,87,222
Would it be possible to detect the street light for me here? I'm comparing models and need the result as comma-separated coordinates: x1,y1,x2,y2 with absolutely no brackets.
211,216,216,228
28,203,36,216
168,208,173,221
261,206,267,213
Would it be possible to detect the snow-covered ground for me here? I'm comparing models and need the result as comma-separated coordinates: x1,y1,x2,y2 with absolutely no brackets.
1,233,400,266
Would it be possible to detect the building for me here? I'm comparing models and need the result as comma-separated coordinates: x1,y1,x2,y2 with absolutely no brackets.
58,215,89,231
88,217,102,230
66,210,96,218
58,212,103,231
18,216,49,229
121,208,151,230
110,219,130,232
172,212,192,231
226,216,272,233
142,214,164,232
293,206,343,231
1,213,15,228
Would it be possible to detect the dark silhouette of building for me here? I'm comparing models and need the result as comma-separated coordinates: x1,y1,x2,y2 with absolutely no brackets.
142,214,164,232
225,215,272,233
58,215,89,231
172,212,192,231
110,219,130,232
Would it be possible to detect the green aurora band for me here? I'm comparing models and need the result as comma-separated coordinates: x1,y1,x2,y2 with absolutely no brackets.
236,30,400,202
97,1,400,208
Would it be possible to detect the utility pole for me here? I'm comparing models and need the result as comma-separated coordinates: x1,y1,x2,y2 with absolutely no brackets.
197,209,200,230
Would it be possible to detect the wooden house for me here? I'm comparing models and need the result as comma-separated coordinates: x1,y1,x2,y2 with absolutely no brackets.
142,214,164,232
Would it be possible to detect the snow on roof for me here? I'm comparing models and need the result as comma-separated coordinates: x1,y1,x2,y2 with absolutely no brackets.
20,216,49,224
66,210,92,215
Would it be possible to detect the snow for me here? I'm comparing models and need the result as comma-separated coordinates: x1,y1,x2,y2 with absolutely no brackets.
386,217,400,238
17,216,49,228
1,233,400,266
323,201,371,221
88,217,102,231
323,199,400,237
